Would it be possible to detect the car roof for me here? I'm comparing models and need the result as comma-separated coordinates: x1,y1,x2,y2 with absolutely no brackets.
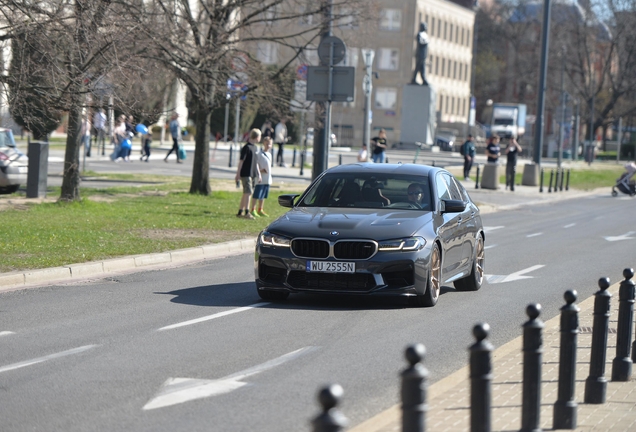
323,163,443,177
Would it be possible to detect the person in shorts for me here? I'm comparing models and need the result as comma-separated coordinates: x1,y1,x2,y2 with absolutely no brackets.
250,137,273,218
235,128,262,219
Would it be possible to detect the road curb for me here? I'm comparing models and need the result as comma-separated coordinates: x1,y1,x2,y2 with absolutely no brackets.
0,238,256,292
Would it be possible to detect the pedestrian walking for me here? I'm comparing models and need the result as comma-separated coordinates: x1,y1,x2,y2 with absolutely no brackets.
505,138,522,191
262,121,274,140
81,115,92,157
274,118,288,167
92,108,107,154
460,134,476,180
110,114,127,161
140,132,151,162
250,137,273,218
164,113,182,163
357,142,369,162
235,128,262,219
371,129,388,163
486,135,501,163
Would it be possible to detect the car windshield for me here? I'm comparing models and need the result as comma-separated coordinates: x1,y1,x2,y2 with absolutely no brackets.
298,172,432,210
0,130,16,148
493,118,514,126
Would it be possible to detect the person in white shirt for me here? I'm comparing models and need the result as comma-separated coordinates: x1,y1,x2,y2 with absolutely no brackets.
274,118,288,167
357,142,368,162
81,116,92,157
92,108,107,154
250,137,274,218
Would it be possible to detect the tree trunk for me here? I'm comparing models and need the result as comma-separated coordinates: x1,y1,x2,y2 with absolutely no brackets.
189,97,211,195
59,96,83,202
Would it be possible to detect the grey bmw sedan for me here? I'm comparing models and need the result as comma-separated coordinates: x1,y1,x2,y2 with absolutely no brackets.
254,163,485,307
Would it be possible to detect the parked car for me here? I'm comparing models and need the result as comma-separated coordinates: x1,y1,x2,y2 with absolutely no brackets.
305,127,337,147
0,128,28,194
254,163,485,307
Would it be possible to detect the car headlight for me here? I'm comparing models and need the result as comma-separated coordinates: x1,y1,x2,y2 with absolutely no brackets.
260,231,291,247
378,236,426,252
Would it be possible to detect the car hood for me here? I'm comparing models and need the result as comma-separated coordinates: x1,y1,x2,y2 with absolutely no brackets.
267,207,434,239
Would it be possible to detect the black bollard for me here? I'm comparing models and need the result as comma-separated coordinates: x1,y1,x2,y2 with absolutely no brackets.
292,148,297,167
521,304,544,432
565,169,570,191
311,384,348,432
584,277,612,404
539,168,544,193
401,344,428,432
339,154,342,165
611,268,635,381
559,168,565,191
300,151,305,176
228,145,233,168
475,165,480,189
548,170,554,193
470,323,493,432
553,291,580,430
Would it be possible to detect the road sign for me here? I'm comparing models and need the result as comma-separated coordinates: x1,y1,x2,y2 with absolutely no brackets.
306,66,355,102
318,36,346,65
296,64,308,81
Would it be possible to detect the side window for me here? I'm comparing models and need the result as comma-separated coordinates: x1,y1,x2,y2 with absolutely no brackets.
435,174,451,201
443,174,463,200
455,178,471,202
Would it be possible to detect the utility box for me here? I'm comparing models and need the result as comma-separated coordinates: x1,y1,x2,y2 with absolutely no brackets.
480,163,500,190
27,141,49,198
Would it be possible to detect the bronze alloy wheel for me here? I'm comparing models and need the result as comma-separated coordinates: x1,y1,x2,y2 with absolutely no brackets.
475,236,485,286
429,245,441,302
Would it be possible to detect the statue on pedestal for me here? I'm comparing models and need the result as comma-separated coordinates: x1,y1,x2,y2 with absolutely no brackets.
411,22,429,86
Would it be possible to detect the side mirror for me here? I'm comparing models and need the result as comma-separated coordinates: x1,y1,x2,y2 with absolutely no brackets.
278,194,299,208
441,199,466,214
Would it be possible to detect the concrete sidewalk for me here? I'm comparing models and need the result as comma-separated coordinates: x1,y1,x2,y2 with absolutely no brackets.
351,280,636,432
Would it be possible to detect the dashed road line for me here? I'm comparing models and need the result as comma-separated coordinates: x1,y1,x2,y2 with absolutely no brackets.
526,232,543,238
158,302,270,331
0,345,98,374
564,223,576,228
0,331,15,337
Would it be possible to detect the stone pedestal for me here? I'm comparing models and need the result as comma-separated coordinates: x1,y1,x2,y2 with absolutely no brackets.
522,163,539,186
480,163,500,190
400,84,436,147
27,141,49,198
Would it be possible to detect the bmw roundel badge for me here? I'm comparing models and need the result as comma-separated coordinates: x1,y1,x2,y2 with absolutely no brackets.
330,231,339,236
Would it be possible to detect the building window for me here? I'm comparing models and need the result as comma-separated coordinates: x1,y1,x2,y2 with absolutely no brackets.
377,48,399,70
264,4,279,23
466,30,471,47
445,96,449,113
452,97,455,114
450,24,454,43
375,87,397,109
453,61,457,79
444,22,447,40
437,20,442,38
428,55,433,74
455,26,459,44
431,18,435,36
441,58,445,77
256,42,278,64
435,56,439,75
380,9,402,31
461,28,464,45
339,7,357,28
299,2,314,25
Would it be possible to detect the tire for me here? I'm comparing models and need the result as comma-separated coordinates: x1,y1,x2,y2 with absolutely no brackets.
257,289,289,301
611,190,618,197
0,184,19,194
411,243,441,307
454,235,485,292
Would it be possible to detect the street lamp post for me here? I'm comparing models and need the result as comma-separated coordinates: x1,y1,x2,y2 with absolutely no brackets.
361,49,375,151
533,0,553,166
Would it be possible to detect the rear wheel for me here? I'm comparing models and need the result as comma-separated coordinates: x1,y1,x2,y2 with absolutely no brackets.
454,235,485,292
0,184,19,194
257,289,289,301
411,243,441,307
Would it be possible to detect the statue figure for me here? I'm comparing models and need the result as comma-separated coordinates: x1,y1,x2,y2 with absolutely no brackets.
411,22,429,86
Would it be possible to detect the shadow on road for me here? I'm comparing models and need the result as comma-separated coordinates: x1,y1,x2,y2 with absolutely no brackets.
157,282,458,311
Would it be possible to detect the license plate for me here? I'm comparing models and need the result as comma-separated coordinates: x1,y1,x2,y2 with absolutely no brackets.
18,167,27,173
306,261,355,273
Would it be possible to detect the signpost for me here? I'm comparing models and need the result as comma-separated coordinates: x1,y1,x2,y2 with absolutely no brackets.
306,35,355,178
226,79,248,168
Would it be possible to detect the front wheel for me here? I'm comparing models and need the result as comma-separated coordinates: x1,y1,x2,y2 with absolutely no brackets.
411,243,441,307
454,235,485,292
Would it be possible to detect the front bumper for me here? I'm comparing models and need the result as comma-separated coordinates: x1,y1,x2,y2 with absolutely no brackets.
255,243,430,297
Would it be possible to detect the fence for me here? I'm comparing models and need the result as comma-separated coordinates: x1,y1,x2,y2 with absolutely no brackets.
311,267,635,432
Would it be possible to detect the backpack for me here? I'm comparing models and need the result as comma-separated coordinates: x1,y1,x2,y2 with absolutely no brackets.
460,142,466,156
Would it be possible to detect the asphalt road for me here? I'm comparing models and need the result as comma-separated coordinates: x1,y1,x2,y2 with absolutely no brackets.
1,193,633,431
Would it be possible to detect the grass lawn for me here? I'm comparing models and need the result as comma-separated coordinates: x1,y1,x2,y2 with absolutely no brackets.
487,165,627,190
0,178,305,273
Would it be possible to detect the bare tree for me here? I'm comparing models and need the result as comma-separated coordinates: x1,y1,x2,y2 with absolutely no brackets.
126,0,367,195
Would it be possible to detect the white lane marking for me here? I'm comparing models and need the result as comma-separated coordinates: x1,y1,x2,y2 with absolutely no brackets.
483,226,504,233
0,345,97,374
604,231,635,242
0,331,15,337
143,346,319,410
526,232,543,238
564,223,576,228
486,265,545,284
158,302,270,331
484,244,497,250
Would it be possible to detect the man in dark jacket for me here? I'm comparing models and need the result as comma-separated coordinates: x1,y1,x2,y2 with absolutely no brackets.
461,134,476,180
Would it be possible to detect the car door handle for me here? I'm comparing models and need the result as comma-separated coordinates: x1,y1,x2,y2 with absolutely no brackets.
457,217,462,224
